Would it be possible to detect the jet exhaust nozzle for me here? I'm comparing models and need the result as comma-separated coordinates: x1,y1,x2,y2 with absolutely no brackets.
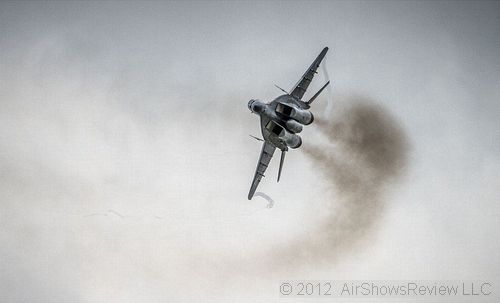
291,107,314,125
283,132,302,149
285,119,303,133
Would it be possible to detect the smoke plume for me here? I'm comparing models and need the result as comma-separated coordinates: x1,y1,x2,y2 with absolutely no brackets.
266,95,409,268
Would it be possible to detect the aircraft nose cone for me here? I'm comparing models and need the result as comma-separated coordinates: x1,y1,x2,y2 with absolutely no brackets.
252,103,264,113
248,99,265,113
248,99,255,111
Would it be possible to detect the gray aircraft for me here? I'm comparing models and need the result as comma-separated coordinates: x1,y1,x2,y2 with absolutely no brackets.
247,47,330,200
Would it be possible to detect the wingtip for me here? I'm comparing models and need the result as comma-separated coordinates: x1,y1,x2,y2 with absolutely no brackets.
248,188,255,200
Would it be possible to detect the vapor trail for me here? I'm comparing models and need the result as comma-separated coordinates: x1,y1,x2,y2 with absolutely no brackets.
321,59,334,118
254,192,275,208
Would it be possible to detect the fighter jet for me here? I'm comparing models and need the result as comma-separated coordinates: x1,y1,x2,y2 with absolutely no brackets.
247,47,330,200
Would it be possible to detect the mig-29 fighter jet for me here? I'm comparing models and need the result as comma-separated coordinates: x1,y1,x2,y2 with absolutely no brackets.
247,47,330,200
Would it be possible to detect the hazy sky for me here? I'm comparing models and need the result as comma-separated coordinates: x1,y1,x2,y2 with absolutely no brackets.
1,1,499,302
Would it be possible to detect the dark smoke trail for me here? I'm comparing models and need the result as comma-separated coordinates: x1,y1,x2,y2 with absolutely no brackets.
268,95,409,268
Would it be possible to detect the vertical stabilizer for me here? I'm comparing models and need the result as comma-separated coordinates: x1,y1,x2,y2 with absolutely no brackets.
307,81,330,105
277,150,286,182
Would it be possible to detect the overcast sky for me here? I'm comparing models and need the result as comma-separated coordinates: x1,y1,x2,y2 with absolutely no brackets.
1,1,499,302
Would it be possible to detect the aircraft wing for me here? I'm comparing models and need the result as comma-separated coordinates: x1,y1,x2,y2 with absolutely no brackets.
289,47,329,101
248,141,276,200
